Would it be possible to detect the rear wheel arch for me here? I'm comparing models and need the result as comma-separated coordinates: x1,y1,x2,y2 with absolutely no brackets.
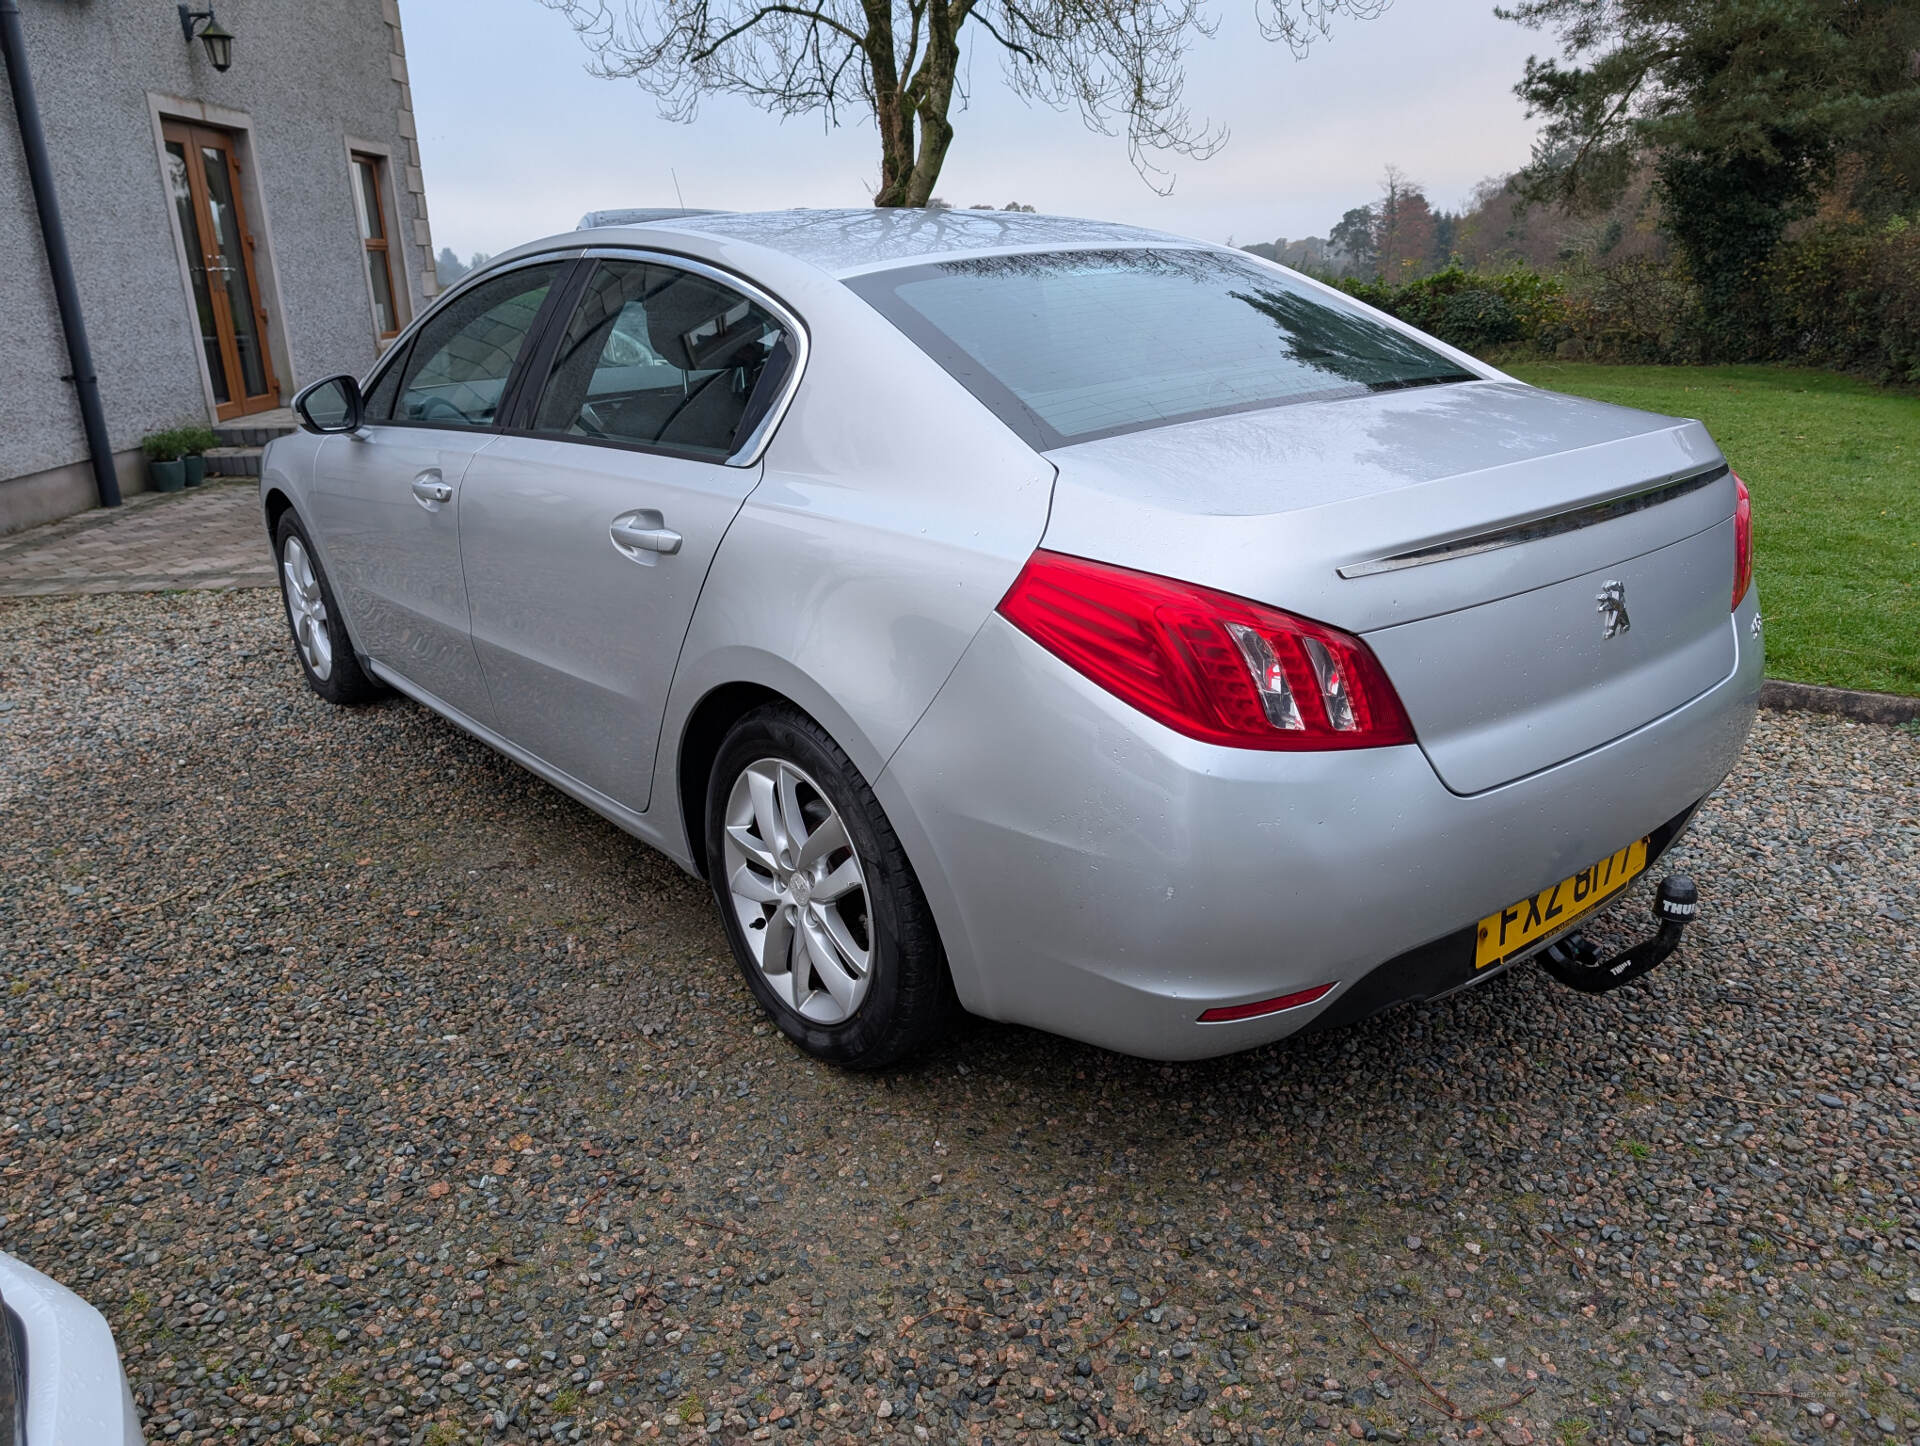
699,698,959,1066
677,682,785,880
672,674,982,1011
671,660,895,879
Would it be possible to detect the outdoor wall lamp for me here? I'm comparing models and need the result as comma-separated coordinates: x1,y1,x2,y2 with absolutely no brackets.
177,5,234,71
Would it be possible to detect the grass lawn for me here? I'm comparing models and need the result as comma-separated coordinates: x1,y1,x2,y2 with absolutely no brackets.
1505,362,1919,697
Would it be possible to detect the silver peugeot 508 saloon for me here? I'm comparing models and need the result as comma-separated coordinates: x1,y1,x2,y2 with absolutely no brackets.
265,208,1760,1067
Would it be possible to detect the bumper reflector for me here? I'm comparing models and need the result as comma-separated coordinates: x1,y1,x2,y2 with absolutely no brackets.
1197,982,1336,1023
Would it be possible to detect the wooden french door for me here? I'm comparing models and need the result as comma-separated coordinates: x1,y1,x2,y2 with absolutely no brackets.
162,120,280,419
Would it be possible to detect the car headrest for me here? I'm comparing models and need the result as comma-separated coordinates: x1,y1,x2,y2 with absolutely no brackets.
639,273,770,373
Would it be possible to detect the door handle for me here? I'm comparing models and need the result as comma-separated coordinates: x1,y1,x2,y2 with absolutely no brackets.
610,517,682,556
411,473,453,507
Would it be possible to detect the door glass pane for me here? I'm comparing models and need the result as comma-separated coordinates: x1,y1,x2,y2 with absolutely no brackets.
362,345,407,422
198,144,270,398
533,259,788,460
352,158,385,240
366,248,399,336
350,157,398,334
166,140,227,404
397,266,559,428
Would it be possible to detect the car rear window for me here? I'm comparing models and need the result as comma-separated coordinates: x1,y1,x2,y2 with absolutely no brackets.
847,248,1475,450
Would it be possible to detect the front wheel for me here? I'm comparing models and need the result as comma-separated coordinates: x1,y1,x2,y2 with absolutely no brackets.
274,510,385,705
705,705,955,1068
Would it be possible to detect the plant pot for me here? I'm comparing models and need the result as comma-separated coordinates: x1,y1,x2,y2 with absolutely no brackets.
183,454,206,487
148,458,186,493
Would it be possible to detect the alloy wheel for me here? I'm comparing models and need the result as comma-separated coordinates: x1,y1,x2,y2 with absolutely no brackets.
722,758,873,1024
281,535,334,681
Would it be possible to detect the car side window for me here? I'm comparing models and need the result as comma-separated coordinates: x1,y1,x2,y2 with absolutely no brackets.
395,264,561,429
361,347,406,422
532,259,791,461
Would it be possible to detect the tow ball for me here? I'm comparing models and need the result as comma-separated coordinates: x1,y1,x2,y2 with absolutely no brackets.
1538,874,1699,995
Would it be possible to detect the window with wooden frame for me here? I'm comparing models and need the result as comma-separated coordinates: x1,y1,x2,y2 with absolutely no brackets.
350,152,401,338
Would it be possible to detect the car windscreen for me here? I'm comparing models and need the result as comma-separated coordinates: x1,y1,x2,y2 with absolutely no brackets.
846,248,1476,450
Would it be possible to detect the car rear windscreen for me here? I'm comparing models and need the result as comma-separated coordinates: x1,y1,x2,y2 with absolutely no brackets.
847,248,1476,450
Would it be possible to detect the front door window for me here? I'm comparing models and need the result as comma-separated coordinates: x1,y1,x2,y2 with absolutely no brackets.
162,120,279,418
392,265,560,428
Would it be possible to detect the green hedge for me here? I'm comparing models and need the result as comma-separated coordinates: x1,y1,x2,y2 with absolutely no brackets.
1321,220,1920,387
1333,265,1567,353
1763,221,1920,383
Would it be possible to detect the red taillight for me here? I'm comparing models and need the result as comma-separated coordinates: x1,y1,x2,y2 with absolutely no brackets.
996,550,1415,751
1730,472,1753,610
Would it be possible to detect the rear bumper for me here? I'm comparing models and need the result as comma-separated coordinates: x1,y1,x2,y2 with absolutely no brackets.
876,593,1762,1060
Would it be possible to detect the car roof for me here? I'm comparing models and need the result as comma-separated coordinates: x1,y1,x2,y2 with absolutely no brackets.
577,207,1198,279
575,207,727,229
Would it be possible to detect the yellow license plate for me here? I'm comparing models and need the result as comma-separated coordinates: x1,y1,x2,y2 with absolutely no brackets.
1475,837,1649,969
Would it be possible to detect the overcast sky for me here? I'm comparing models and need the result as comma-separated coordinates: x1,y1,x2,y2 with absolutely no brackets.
402,0,1552,260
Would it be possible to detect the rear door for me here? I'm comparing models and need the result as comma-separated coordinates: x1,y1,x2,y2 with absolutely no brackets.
307,260,568,725
457,253,801,810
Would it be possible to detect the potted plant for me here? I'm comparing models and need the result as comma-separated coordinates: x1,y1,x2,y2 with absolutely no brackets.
141,428,187,493
179,425,218,487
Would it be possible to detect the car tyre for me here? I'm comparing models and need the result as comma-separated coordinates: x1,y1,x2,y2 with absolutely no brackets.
706,704,956,1068
274,509,385,706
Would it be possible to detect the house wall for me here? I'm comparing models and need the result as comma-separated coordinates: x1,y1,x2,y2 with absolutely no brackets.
0,0,436,531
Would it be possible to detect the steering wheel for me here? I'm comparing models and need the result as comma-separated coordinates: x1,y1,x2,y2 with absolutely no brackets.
414,394,468,425
576,401,610,439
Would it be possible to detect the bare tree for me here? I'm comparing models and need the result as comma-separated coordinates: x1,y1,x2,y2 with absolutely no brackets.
539,0,1390,207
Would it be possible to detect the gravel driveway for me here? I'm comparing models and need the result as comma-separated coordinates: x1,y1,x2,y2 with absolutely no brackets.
2,589,1916,1446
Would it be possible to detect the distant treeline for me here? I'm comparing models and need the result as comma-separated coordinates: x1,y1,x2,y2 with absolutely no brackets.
1241,164,1672,283
435,248,493,289
1304,219,1919,385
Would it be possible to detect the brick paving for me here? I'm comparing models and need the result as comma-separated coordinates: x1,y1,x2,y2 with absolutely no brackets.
0,481,273,597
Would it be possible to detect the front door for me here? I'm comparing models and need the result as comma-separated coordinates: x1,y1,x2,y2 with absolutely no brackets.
307,261,569,727
459,256,796,810
162,120,279,419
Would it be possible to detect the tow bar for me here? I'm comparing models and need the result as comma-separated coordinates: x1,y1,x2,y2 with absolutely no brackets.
1538,874,1699,994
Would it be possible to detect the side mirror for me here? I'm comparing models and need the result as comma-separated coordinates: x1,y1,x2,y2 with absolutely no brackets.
293,374,364,434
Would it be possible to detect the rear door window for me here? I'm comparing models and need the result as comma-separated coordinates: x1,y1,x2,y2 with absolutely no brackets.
530,258,794,462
